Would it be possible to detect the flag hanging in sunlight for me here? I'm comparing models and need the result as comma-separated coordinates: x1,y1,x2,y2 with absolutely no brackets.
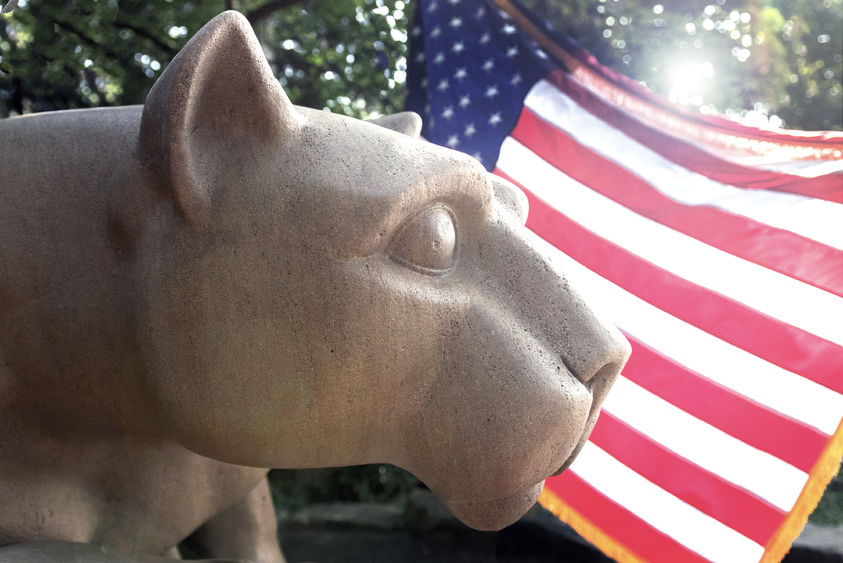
406,1,843,562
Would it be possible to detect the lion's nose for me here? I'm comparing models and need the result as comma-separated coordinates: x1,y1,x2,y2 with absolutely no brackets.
555,278,630,399
570,324,630,389
488,215,630,390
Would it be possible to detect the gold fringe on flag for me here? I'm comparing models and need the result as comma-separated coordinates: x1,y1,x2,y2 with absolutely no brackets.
538,486,644,563
538,417,843,562
762,418,843,563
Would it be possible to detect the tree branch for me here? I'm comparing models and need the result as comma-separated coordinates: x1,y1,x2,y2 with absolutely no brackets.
114,16,178,57
34,9,123,62
245,0,305,24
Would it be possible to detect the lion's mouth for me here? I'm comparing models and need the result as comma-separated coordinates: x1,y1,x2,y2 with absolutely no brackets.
551,360,619,476
551,402,599,476
552,432,590,476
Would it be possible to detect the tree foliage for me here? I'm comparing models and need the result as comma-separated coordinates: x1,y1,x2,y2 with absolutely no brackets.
254,0,408,117
0,0,208,114
0,0,409,118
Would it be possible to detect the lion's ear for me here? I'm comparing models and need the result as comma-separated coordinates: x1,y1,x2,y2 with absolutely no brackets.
368,112,423,138
138,11,297,226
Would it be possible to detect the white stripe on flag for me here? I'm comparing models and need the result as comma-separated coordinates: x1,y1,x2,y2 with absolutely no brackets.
711,154,843,177
498,137,843,348
523,80,843,250
571,441,766,563
602,376,808,511
520,217,843,436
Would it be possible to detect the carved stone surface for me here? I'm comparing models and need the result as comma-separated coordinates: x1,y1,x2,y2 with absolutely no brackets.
0,11,629,562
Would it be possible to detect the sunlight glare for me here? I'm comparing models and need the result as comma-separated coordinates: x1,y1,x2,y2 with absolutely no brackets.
667,60,715,106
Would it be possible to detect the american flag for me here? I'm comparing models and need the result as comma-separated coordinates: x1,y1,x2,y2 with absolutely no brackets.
406,1,843,562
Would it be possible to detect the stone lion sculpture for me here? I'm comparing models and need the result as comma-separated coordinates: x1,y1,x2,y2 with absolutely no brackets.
0,11,629,562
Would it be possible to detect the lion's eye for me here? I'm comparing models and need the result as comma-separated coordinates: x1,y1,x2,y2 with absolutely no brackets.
389,207,456,274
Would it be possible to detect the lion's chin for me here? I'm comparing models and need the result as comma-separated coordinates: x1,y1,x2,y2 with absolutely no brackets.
443,481,544,531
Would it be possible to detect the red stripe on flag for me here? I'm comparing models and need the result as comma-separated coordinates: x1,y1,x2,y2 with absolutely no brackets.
546,471,711,563
509,108,843,298
590,411,786,546
559,57,843,159
545,69,843,203
495,168,843,395
622,339,829,472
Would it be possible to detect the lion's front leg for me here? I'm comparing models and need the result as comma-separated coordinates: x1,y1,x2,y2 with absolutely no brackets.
182,477,284,563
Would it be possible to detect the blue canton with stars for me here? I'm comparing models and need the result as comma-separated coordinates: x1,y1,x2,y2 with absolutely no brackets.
406,0,556,170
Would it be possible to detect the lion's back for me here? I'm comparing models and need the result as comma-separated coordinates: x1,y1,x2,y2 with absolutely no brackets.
0,107,142,316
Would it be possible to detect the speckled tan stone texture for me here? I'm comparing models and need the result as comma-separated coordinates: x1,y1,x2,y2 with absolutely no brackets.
0,11,629,561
